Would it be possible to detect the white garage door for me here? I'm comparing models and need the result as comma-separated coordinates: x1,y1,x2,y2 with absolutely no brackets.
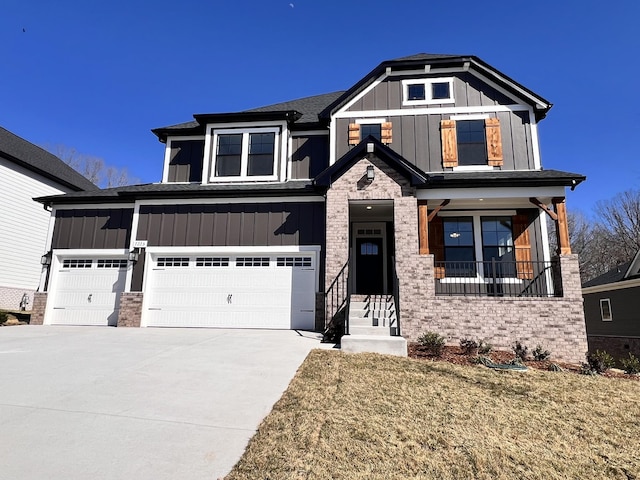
49,258,128,326
144,253,316,330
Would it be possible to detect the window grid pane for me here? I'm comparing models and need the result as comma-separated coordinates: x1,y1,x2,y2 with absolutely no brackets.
407,84,425,100
457,120,487,166
215,134,242,176
247,132,275,176
236,257,270,267
62,259,92,269
157,257,190,267
97,259,128,269
276,256,312,267
195,257,230,267
431,82,451,100
360,124,381,141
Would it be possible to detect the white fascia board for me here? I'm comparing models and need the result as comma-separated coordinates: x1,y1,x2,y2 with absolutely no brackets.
53,203,135,210
135,196,324,207
291,130,329,137
417,185,565,200
52,249,129,258
338,73,388,113
333,104,529,119
437,209,517,217
205,120,288,130
329,119,337,165
355,117,387,124
145,245,321,255
583,278,640,295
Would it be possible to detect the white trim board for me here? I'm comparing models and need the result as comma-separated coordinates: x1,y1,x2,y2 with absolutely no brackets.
134,196,325,207
333,104,530,119
582,278,640,295
417,185,565,200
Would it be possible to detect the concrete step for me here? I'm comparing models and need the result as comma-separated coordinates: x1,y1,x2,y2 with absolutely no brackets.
341,335,408,357
349,325,392,336
349,316,396,327
350,301,394,310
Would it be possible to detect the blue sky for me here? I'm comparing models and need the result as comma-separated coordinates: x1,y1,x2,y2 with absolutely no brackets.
1,0,638,216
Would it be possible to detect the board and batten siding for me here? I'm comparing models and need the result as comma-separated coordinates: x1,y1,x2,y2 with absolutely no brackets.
346,73,515,112
335,109,533,172
0,157,72,306
167,139,205,183
136,202,325,247
290,135,329,179
51,208,134,249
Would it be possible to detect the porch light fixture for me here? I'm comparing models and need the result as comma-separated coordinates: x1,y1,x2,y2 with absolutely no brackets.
366,165,375,182
40,252,52,266
128,249,139,263
366,205,373,210
449,232,461,239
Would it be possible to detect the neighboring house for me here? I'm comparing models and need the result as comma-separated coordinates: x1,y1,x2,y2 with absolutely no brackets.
0,127,96,311
32,54,587,362
582,251,640,360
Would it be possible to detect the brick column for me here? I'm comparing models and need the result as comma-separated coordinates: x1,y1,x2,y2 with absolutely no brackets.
117,293,144,327
29,292,47,325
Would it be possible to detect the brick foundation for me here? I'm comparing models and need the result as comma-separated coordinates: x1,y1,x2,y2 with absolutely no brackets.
29,292,48,325
324,153,588,364
588,335,640,363
117,293,144,327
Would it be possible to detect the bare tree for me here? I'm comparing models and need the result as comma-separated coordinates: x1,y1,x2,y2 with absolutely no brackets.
46,144,137,188
594,189,640,262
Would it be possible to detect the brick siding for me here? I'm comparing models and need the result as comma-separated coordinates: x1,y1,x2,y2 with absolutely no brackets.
324,152,588,364
29,292,47,325
588,335,640,363
117,292,144,327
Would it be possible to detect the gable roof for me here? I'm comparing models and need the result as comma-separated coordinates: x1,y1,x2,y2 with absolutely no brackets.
314,136,429,187
0,127,97,191
319,53,553,121
582,249,640,288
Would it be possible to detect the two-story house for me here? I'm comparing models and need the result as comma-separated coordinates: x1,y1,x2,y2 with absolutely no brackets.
32,54,588,363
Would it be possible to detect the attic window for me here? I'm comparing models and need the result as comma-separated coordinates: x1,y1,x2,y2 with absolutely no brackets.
402,78,454,105
600,298,612,321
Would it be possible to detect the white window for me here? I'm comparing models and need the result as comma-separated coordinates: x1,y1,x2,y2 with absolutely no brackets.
97,259,128,269
210,127,280,182
62,259,92,269
600,298,613,321
157,257,190,267
236,257,270,267
195,257,229,267
402,78,455,106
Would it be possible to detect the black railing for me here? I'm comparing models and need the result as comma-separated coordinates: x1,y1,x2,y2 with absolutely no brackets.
434,259,561,297
391,256,401,336
324,259,351,338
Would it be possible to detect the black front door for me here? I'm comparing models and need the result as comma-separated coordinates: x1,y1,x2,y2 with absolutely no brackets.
355,237,384,294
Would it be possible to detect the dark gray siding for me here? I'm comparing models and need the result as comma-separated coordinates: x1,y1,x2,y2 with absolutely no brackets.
136,202,325,247
584,286,640,337
347,73,515,112
335,109,533,172
52,208,134,249
291,135,329,179
167,139,204,182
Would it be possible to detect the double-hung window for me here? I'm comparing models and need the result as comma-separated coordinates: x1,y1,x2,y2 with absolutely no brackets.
211,127,279,181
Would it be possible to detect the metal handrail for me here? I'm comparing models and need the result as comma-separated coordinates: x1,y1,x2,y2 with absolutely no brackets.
324,258,350,338
434,259,561,297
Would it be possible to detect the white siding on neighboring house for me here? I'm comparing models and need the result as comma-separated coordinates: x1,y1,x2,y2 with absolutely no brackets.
0,157,71,309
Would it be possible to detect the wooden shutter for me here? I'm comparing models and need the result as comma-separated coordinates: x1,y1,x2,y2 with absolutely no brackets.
348,123,360,145
513,214,533,279
381,122,393,144
441,119,458,167
429,215,446,279
485,117,503,166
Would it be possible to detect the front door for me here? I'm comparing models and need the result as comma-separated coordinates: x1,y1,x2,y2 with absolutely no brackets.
355,237,384,293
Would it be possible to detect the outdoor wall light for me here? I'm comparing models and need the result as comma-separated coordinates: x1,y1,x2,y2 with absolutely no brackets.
128,249,139,263
366,165,375,182
40,252,52,266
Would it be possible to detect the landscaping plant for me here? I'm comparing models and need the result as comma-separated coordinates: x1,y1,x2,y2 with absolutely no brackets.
620,353,640,375
417,331,446,356
532,345,551,361
512,341,529,361
585,350,615,374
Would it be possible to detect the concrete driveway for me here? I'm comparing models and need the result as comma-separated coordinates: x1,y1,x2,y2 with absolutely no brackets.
0,326,330,479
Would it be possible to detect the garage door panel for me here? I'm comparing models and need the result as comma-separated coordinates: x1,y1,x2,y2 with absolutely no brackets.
144,253,316,330
50,260,126,327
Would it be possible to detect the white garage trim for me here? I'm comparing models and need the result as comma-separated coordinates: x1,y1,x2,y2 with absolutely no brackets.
140,246,320,330
45,250,131,326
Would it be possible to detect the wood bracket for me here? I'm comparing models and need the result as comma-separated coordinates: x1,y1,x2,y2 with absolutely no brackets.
529,197,557,221
427,199,450,222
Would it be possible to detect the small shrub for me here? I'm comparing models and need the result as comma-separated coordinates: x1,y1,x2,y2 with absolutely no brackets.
0,311,8,324
586,350,615,374
512,341,529,361
532,345,551,361
459,338,479,354
478,340,493,355
417,331,446,356
620,353,640,375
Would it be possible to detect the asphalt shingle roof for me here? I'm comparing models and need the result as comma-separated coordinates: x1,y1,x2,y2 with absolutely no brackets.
0,127,97,191
582,262,633,288
244,91,345,124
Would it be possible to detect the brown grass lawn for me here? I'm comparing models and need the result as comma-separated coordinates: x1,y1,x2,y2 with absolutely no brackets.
226,350,640,480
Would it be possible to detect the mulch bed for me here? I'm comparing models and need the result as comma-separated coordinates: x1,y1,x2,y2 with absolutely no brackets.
408,344,639,380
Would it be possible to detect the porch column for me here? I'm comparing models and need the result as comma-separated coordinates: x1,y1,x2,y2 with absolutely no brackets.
418,200,429,254
553,197,572,255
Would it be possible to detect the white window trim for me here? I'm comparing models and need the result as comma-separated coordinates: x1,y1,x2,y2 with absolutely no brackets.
437,211,518,282
208,126,280,182
449,113,492,171
355,118,387,125
402,78,455,106
162,135,205,184
600,298,613,321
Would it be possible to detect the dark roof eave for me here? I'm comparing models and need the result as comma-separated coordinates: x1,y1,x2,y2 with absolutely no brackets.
420,173,586,189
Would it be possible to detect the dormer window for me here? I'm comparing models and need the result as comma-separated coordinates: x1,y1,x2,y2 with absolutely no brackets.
402,78,454,105
209,127,281,182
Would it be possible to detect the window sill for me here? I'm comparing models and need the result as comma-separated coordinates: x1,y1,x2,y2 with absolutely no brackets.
452,165,495,172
